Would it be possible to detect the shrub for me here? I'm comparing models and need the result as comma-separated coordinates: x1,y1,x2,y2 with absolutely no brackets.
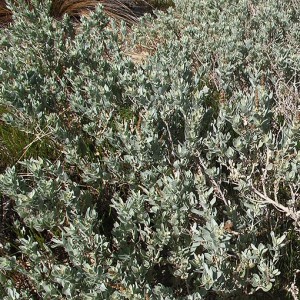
0,0,299,299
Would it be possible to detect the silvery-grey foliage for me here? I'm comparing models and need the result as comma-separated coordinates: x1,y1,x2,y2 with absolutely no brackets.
0,0,299,298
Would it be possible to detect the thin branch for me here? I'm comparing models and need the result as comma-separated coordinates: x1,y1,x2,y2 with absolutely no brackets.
251,184,300,226
163,118,175,156
17,127,54,163
262,147,270,196
198,157,229,206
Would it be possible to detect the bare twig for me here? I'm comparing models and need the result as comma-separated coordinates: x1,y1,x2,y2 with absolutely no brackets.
17,126,54,163
251,185,300,227
163,117,175,156
262,147,270,196
198,157,229,206
286,269,300,300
